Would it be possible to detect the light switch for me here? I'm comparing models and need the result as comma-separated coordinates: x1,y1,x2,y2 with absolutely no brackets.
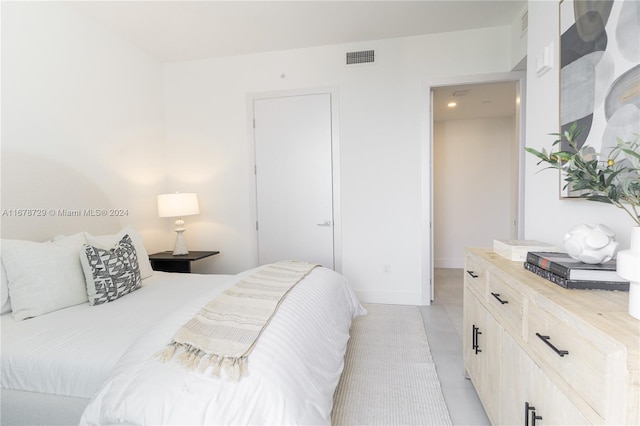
536,42,554,77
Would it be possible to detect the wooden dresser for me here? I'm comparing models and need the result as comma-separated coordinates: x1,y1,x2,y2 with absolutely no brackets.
463,248,639,425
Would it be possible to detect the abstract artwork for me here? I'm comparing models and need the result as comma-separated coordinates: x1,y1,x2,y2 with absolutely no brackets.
559,0,640,197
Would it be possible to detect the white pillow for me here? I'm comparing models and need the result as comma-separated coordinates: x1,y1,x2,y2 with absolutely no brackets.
2,233,89,321
1,257,11,314
84,225,153,279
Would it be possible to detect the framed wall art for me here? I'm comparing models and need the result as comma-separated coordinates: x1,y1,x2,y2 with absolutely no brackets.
559,0,639,197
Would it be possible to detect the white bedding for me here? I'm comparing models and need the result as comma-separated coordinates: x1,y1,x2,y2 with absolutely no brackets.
80,266,364,425
1,272,234,398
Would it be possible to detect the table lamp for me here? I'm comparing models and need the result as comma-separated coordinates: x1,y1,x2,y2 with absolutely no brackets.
157,192,200,255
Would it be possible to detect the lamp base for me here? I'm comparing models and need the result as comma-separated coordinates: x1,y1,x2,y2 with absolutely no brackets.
173,228,189,256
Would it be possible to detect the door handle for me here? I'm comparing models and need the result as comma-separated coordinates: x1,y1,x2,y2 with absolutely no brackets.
317,220,332,227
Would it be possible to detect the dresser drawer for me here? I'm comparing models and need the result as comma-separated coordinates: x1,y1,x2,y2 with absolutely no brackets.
526,301,626,420
486,270,523,337
464,253,486,298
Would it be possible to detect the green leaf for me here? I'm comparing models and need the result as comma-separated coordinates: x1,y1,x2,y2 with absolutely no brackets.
584,195,613,204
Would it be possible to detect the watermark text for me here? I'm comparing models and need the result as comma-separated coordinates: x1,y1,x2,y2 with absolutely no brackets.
2,208,129,217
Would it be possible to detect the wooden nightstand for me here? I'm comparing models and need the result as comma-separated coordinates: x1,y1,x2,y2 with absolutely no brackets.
148,251,220,273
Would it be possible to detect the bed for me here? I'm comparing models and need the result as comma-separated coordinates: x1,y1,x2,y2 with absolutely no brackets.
1,226,365,425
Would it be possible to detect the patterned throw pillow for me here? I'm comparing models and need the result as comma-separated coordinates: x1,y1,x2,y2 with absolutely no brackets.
81,234,142,306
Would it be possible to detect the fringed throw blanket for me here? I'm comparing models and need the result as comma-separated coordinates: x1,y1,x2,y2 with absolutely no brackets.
158,260,319,380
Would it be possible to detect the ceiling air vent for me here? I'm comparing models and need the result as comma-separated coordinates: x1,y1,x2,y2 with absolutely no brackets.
346,50,375,65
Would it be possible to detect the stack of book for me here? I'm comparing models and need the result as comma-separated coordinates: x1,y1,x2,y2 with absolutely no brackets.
524,252,630,291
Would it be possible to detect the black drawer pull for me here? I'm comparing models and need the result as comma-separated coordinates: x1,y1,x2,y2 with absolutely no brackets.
466,270,479,278
472,325,477,351
491,292,509,304
525,402,535,426
525,401,543,426
536,333,569,357
472,325,482,354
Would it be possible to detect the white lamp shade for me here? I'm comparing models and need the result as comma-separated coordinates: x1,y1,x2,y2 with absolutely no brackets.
157,193,200,218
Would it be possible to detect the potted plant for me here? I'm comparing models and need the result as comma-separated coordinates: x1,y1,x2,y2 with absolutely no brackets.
525,122,640,226
526,122,640,319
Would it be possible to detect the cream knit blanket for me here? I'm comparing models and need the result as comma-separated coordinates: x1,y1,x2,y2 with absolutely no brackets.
158,260,319,380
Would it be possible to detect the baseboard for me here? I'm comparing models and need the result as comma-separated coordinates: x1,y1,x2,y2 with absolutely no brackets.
354,289,426,306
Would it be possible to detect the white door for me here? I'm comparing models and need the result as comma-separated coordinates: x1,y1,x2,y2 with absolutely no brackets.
253,93,334,268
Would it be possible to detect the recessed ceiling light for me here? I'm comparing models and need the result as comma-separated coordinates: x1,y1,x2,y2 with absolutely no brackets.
447,102,457,107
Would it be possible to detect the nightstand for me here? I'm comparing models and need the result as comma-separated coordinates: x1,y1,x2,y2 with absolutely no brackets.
148,251,220,273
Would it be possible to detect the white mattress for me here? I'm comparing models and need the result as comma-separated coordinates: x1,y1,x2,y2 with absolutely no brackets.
1,272,234,398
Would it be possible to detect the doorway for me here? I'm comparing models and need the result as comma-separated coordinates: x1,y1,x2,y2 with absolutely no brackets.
251,90,341,270
423,72,526,301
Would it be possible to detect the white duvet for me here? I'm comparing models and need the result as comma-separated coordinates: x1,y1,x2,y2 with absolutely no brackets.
80,266,365,425
1,272,233,398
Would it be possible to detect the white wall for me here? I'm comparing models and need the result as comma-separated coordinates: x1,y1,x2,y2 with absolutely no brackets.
1,2,167,249
510,3,529,70
524,1,633,251
434,117,516,268
163,26,513,303
5,1,572,305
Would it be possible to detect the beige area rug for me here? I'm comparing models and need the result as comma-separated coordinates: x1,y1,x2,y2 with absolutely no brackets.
332,303,452,425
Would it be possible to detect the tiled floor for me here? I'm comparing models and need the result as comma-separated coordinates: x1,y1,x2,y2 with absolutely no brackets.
420,268,490,426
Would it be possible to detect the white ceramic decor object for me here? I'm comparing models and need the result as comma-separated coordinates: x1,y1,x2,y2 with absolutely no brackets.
618,227,640,320
563,224,619,264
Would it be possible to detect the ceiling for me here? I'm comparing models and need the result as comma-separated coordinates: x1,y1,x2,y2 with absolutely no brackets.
68,1,525,121
432,81,519,121
70,0,526,63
